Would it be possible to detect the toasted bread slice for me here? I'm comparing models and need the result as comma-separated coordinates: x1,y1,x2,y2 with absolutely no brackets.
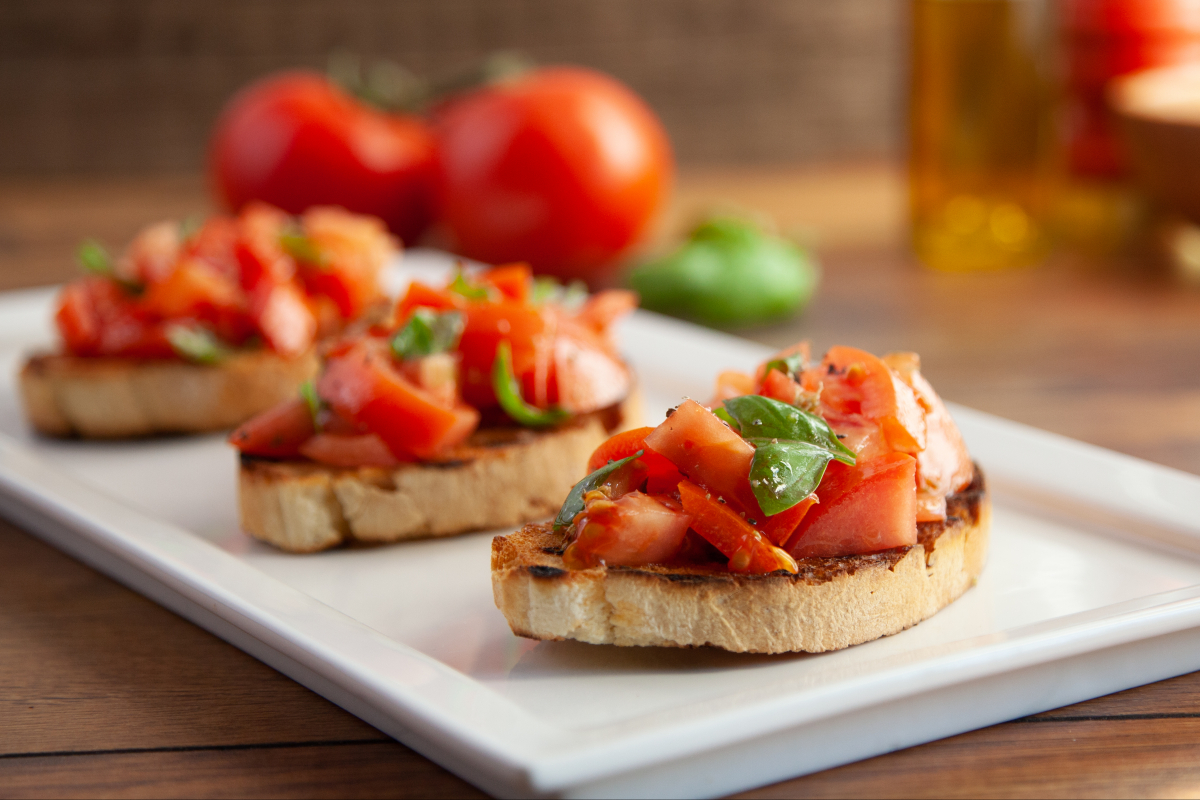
238,396,639,553
19,350,320,439
491,467,990,654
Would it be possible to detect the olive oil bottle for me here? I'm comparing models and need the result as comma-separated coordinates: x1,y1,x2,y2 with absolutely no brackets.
909,0,1055,271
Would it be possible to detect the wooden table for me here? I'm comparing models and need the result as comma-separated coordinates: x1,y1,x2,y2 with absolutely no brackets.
3,167,1200,798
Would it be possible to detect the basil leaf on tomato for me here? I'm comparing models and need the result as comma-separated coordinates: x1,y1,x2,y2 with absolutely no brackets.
77,239,113,276
391,309,465,360
299,380,323,430
279,231,328,267
746,440,836,517
554,450,643,532
722,394,855,516
493,340,570,428
449,270,490,300
165,324,229,365
762,352,806,380
723,395,855,463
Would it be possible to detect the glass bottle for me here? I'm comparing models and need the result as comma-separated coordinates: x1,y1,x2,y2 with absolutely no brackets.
909,0,1055,271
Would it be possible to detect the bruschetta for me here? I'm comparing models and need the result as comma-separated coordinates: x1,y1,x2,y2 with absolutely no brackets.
230,264,639,552
18,203,394,438
491,343,989,653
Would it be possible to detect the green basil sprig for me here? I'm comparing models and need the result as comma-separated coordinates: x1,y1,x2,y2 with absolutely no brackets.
762,351,806,380
299,380,323,430
391,309,465,360
280,231,328,267
449,270,491,300
165,324,229,365
493,340,570,428
722,395,856,517
554,450,643,531
77,239,114,275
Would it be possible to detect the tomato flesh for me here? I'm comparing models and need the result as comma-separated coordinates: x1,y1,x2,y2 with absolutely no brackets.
317,339,479,460
228,398,315,458
299,433,402,468
587,427,685,493
643,399,763,518
786,453,917,558
563,491,692,569
677,480,798,573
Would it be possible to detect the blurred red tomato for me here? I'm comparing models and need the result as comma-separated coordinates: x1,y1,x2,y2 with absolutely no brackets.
432,66,673,284
208,71,436,245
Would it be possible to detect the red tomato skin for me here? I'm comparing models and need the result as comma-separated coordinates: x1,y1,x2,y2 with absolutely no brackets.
228,398,315,458
759,368,804,405
299,433,403,468
563,491,692,569
480,263,533,303
433,66,673,283
786,453,918,559
643,399,763,518
209,71,436,245
587,427,685,491
677,480,798,574
317,340,479,460
804,346,926,454
761,495,818,547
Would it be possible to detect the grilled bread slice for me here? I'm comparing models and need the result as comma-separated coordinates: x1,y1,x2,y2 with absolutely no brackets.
238,396,640,553
19,350,319,439
491,466,989,654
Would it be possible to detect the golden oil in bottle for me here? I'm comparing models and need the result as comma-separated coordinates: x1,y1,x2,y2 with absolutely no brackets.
909,0,1055,271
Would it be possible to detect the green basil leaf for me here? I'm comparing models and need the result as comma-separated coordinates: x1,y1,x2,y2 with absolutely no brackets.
746,440,834,517
299,380,322,431
554,450,643,531
762,352,806,380
493,340,570,428
723,395,855,463
713,406,740,431
165,324,229,365
391,309,465,360
449,270,490,300
530,276,561,304
77,239,113,276
280,232,328,267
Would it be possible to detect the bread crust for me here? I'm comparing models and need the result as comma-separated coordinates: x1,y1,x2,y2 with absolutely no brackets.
237,397,638,553
491,467,990,654
18,350,319,439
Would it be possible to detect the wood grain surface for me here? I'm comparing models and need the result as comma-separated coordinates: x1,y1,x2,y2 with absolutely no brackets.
3,166,1200,798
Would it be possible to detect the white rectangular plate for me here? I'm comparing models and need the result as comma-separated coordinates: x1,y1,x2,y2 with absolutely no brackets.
3,252,1200,798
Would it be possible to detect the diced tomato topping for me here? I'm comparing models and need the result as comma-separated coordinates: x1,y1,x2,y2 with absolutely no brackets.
393,280,465,321
228,398,315,458
677,480,798,573
587,427,685,491
644,399,763,518
457,301,550,408
300,206,390,319
118,221,180,285
802,346,926,454
552,319,632,414
299,433,403,468
317,339,479,460
576,290,638,333
759,368,804,405
786,453,917,558
760,494,818,547
711,370,757,404
251,282,317,357
140,260,245,321
480,263,532,303
563,491,692,569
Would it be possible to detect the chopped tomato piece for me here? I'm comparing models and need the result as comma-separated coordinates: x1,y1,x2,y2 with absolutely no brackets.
457,301,550,408
552,324,632,414
118,220,181,285
317,339,479,460
677,480,798,574
251,282,317,357
299,433,402,468
803,346,926,454
786,453,917,558
563,491,692,569
301,206,390,319
711,370,756,404
55,279,111,355
576,289,638,333
587,427,685,492
480,263,532,303
228,398,315,458
140,260,245,320
759,368,804,405
760,494,818,547
393,280,464,321
643,399,763,517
